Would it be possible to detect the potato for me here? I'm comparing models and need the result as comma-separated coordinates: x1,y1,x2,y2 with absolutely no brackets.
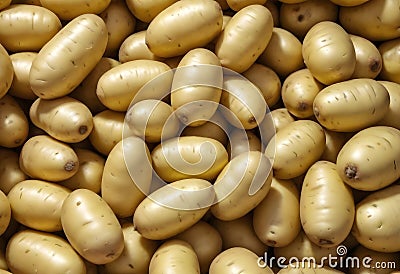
104,222,159,274
279,0,338,39
151,136,228,182
102,137,152,218
0,95,28,148
320,129,352,163
119,31,164,63
60,148,105,193
350,34,382,79
29,14,108,99
265,120,326,179
149,239,200,274
0,4,61,52
209,247,274,274
227,0,266,11
8,179,69,232
302,21,356,85
96,60,172,111
6,230,86,274
0,43,13,99
352,184,400,252
211,214,267,256
125,0,178,23
259,108,295,144
221,74,267,130
253,177,301,247
339,0,400,41
242,63,281,108
29,96,93,143
313,79,390,132
379,37,400,83
89,110,124,155
19,135,79,181
281,68,324,118
146,0,223,58
0,148,27,194
0,191,9,236
228,129,262,159
301,161,355,247
39,0,111,20
171,48,223,126
70,57,119,114
211,151,273,220
215,4,273,73
377,81,400,129
61,188,124,264
126,99,180,143
100,0,136,57
258,27,304,77
9,52,37,100
336,126,400,191
174,221,222,273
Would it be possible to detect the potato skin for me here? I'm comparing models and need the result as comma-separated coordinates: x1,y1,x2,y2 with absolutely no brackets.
0,148,28,194
119,31,164,63
6,230,86,274
336,126,400,191
126,0,178,23
61,188,124,264
350,34,382,79
377,81,400,129
0,44,13,99
379,37,400,83
9,52,37,100
39,0,111,20
0,190,10,236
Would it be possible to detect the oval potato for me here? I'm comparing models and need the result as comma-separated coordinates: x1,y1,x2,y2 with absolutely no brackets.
118,31,164,63
0,43,13,99
9,52,37,100
0,148,27,194
39,0,111,20
126,0,177,23
350,34,382,79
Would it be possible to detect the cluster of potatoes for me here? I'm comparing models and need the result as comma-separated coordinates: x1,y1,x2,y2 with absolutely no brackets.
0,0,400,273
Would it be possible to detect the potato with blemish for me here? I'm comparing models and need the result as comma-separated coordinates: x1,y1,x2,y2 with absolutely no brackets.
350,34,382,79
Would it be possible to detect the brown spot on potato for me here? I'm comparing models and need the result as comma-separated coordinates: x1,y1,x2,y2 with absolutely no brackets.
64,161,76,171
344,164,358,180
79,125,88,135
319,239,333,245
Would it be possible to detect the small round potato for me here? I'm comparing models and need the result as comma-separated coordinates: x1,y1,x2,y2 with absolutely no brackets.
118,31,164,63
9,52,37,100
377,81,400,129
379,37,400,83
0,43,13,99
125,0,178,22
0,148,28,194
350,34,382,79
39,0,111,20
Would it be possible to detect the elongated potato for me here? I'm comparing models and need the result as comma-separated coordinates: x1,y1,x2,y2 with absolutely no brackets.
61,189,124,264
151,136,228,182
265,120,326,179
0,148,27,194
377,81,400,129
97,60,172,111
119,31,164,63
0,95,28,148
215,4,273,73
6,230,86,274
379,37,400,83
39,0,111,20
302,21,356,85
211,151,273,220
301,161,355,247
171,48,223,126
350,34,382,79
253,177,301,247
102,137,152,218
134,178,214,240
29,14,108,99
8,179,70,232
0,4,61,52
337,126,400,191
19,135,79,181
149,239,200,274
0,43,12,99
352,184,400,252
9,52,37,100
146,0,222,58
30,96,93,143
313,79,390,132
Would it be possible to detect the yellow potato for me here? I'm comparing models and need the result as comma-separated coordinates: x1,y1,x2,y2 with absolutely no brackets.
227,129,262,159
151,136,228,182
118,31,164,63
226,0,266,11
350,34,382,79
211,151,273,220
336,126,400,191
61,188,124,264
29,14,108,99
9,52,37,100
29,96,93,143
379,37,400,83
313,79,390,132
125,0,178,23
0,95,28,148
0,43,13,99
101,137,152,218
146,0,223,58
149,239,200,274
265,120,326,179
302,21,356,85
377,81,400,129
253,177,301,247
19,135,79,181
133,178,214,240
171,48,223,126
39,0,111,20
8,179,70,232
0,4,61,52
96,60,172,111
0,148,27,194
215,4,273,73
6,230,86,274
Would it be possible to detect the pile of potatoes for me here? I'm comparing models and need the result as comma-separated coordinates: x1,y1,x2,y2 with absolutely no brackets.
0,0,400,273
